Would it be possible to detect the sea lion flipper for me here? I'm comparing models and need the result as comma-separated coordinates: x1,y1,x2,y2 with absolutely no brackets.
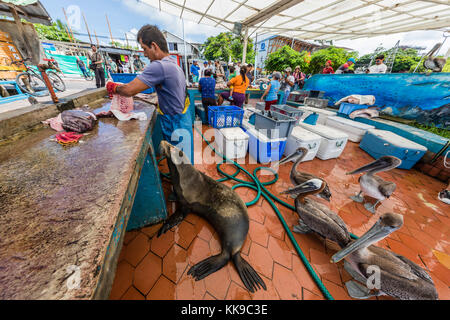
157,208,187,237
233,254,267,293
187,252,229,281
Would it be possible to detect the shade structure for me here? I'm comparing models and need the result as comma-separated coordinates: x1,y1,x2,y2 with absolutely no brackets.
138,0,450,40
0,0,51,25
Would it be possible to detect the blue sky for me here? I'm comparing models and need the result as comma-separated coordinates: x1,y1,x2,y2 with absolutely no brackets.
41,0,449,56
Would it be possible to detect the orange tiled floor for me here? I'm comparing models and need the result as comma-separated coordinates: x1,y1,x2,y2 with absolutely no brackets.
110,124,450,300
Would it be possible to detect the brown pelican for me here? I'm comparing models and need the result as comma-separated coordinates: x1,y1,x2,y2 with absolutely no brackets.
424,43,449,73
331,213,439,300
278,147,332,201
348,156,402,214
281,178,351,247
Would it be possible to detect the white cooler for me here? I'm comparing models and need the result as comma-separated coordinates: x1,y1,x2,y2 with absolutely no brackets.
215,127,249,160
326,116,375,143
284,127,322,162
299,106,337,125
299,123,349,160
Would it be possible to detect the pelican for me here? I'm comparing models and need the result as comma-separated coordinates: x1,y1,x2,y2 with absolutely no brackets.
278,147,332,202
424,43,449,73
281,178,351,248
331,213,439,300
348,156,402,214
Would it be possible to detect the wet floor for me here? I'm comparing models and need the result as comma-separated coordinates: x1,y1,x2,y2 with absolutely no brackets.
110,124,450,301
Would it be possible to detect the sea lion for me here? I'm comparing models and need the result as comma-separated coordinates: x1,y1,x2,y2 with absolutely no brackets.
157,141,266,293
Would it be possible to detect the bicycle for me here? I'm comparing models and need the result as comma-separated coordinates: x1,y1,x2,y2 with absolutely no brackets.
13,58,66,97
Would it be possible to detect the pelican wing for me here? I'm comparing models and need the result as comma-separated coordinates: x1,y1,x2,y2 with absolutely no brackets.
373,176,396,198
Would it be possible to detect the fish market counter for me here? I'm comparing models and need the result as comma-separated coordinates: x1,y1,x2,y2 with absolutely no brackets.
0,101,167,299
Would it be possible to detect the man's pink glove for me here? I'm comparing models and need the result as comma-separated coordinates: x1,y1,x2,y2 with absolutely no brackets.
106,81,120,99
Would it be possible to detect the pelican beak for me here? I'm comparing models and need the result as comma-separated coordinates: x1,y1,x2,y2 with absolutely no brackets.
347,157,390,175
280,179,322,196
278,148,307,166
331,220,391,263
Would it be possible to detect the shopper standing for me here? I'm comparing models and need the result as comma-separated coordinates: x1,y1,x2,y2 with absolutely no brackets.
89,45,106,88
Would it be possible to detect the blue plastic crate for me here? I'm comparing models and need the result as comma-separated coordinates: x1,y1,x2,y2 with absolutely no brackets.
208,105,244,129
110,73,154,94
338,102,367,116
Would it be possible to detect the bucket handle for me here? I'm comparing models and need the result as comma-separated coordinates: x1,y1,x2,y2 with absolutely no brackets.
336,141,344,147
308,143,317,149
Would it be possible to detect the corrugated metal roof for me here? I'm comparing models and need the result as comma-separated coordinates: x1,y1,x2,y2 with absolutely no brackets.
0,0,51,25
138,0,450,40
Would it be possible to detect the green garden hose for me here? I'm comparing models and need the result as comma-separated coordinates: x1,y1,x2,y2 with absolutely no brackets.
157,127,359,300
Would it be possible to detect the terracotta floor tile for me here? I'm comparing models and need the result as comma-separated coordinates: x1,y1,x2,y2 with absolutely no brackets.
267,236,292,270
174,220,197,249
264,213,286,241
309,248,342,286
176,270,207,300
321,279,354,301
187,237,211,266
302,288,325,300
146,276,176,300
150,230,175,258
134,251,162,295
248,220,270,247
109,260,134,300
185,213,200,225
386,238,424,266
123,230,139,245
272,263,302,300
249,275,281,300
203,292,217,300
141,223,163,239
124,232,151,267
209,232,222,255
121,286,145,300
163,244,189,284
247,242,274,280
195,218,215,242
291,254,323,297
247,206,266,225
225,282,252,300
204,264,231,300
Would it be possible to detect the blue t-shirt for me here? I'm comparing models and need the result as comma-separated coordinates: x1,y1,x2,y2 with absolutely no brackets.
199,76,216,99
190,64,199,77
137,56,186,116
265,80,280,101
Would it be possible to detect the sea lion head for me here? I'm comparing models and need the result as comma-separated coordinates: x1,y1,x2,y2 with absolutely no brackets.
159,140,191,166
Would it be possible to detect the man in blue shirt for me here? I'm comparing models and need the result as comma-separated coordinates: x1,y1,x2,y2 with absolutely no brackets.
190,61,200,83
198,69,216,114
106,24,192,161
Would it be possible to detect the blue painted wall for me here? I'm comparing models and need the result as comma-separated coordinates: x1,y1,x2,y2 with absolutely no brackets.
303,73,450,127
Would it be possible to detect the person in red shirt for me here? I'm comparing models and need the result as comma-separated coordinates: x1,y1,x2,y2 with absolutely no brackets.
322,60,334,74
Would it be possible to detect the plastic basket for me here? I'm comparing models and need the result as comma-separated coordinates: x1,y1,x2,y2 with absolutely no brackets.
338,102,368,116
304,97,329,109
288,90,310,103
110,73,154,94
254,110,297,139
208,105,244,128
270,104,304,124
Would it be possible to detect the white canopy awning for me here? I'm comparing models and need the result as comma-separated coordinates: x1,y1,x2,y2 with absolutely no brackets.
138,0,450,40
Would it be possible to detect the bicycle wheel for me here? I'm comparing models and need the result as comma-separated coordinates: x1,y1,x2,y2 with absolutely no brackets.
47,71,66,92
15,72,49,97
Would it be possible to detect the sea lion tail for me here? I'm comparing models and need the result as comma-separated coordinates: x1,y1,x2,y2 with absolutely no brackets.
187,252,229,281
232,254,267,293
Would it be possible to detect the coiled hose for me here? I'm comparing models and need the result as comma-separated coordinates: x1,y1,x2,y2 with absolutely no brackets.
158,126,359,300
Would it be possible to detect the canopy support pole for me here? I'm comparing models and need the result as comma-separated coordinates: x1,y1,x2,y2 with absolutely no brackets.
254,33,258,80
182,18,189,85
242,27,249,64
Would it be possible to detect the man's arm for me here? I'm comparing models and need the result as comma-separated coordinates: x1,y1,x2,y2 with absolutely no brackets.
116,77,150,97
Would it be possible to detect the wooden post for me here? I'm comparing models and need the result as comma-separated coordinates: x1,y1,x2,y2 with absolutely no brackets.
94,30,100,47
62,7,78,47
8,4,33,59
106,14,115,47
125,33,130,49
242,26,249,64
82,11,93,45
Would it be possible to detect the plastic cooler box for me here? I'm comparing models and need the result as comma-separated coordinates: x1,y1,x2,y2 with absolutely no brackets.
299,106,337,125
242,124,287,164
270,104,304,125
254,110,297,139
214,127,249,160
338,103,368,116
110,73,154,94
284,126,322,162
299,123,349,160
304,97,329,109
208,105,244,129
360,129,427,170
326,116,375,143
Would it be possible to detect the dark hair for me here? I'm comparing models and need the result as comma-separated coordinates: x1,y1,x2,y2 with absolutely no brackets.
240,66,247,85
247,64,253,68
137,24,168,53
204,69,212,77
376,55,385,60
229,66,235,73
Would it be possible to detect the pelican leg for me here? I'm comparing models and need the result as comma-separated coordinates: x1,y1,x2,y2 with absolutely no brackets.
293,219,312,234
345,281,377,299
350,191,364,203
364,200,381,214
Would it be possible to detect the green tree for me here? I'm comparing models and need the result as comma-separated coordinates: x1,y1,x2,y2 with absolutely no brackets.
308,46,358,74
203,32,255,64
34,19,73,42
264,45,309,72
